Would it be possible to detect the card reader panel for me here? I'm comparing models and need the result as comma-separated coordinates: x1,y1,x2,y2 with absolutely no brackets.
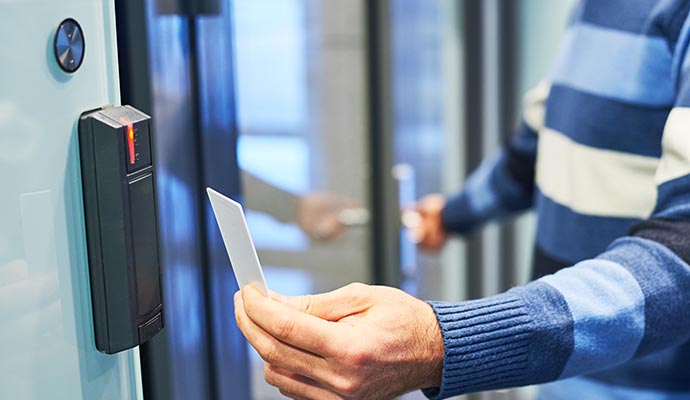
79,105,164,354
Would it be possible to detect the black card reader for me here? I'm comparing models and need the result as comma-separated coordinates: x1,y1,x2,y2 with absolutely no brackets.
79,105,164,354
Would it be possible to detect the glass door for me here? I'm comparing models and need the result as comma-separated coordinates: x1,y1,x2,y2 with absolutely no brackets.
0,0,142,398
388,0,466,299
233,0,373,298
232,1,373,398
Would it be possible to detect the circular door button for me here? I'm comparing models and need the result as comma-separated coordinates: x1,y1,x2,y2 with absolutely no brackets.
54,18,85,73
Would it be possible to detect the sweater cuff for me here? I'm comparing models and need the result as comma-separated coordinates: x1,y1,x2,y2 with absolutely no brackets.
422,294,532,399
441,192,479,234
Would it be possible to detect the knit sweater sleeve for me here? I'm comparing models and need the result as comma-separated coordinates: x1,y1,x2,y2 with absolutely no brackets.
424,11,690,400
441,82,548,234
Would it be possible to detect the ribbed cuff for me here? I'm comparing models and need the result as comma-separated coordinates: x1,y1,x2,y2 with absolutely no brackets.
423,294,532,399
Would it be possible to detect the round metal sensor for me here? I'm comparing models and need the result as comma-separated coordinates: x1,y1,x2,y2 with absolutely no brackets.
54,18,85,73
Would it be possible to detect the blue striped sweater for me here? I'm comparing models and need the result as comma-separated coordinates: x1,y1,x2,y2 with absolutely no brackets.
425,1,690,399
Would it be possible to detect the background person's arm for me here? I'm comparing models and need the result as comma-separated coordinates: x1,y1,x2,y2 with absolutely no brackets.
414,82,548,251
423,26,690,398
241,170,360,241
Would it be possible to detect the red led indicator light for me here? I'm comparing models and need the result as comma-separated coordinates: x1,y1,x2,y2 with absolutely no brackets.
120,117,136,165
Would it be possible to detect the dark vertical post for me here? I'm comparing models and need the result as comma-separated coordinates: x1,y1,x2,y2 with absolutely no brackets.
461,0,485,300
115,0,153,115
498,0,521,292
366,0,403,287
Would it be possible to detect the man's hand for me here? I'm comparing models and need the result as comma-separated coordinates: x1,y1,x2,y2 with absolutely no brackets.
409,194,448,252
234,283,444,400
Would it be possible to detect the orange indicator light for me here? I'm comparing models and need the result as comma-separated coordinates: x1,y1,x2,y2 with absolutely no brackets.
120,117,136,165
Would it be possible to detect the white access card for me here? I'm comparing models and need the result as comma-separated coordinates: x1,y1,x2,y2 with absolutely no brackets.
207,187,269,296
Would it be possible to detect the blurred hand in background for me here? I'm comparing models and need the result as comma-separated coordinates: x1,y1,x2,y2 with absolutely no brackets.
242,171,368,242
406,194,447,253
297,192,368,242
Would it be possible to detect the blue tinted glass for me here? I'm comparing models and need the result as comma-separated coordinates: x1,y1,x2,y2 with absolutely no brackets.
234,0,310,254
234,0,307,132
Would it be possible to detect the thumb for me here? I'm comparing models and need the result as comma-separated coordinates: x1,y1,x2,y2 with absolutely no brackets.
271,283,371,321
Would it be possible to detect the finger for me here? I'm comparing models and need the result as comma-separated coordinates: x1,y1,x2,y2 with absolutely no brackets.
269,364,310,400
242,285,351,356
235,290,335,383
268,289,289,303
405,226,424,244
273,283,371,322
266,364,343,400
401,210,421,230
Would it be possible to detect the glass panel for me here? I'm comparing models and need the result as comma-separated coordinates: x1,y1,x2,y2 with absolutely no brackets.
195,2,252,398
233,1,372,398
389,0,464,299
233,0,371,294
143,4,213,399
0,1,141,399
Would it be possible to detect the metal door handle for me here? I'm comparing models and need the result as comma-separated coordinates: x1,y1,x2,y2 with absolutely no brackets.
338,208,371,226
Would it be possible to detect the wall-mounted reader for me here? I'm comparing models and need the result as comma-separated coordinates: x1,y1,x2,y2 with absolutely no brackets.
79,105,164,354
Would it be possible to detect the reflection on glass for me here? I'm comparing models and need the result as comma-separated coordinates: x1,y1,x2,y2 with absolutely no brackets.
157,173,205,352
145,5,212,398
391,0,447,204
234,0,312,253
390,0,454,295
234,0,307,133
238,136,310,193
234,0,369,279
233,1,372,398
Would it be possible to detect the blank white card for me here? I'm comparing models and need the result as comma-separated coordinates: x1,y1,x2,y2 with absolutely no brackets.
207,187,269,296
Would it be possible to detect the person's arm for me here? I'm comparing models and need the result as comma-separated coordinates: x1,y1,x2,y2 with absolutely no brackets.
235,45,690,400
414,83,548,251
241,170,300,223
441,81,548,235
422,29,690,398
236,192,690,400
241,170,360,241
